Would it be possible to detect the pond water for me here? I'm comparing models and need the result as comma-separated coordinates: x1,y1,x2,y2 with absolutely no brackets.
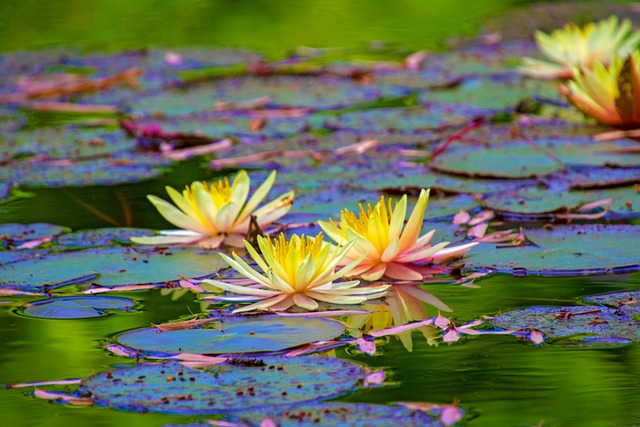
2,1,640,426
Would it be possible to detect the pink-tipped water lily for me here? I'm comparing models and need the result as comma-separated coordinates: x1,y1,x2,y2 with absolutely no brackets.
518,16,640,79
200,233,389,313
318,189,477,282
559,53,640,127
131,170,294,248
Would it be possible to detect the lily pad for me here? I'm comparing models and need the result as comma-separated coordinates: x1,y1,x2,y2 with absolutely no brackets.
583,291,640,316
422,73,560,110
308,105,486,133
115,315,346,355
1,128,134,162
0,223,66,247
482,186,640,216
492,305,640,344
545,166,640,190
0,246,226,291
22,296,135,319
464,224,640,276
79,357,364,414
237,402,445,427
430,140,563,179
56,228,156,248
135,75,390,116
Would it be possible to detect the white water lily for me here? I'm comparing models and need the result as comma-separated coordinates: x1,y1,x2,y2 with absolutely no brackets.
318,189,477,281
131,170,294,248
201,233,389,313
518,16,640,79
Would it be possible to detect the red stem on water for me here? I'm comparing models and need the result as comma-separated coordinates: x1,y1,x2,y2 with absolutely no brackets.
429,117,485,163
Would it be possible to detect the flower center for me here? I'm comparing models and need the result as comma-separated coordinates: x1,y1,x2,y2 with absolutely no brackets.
206,177,233,209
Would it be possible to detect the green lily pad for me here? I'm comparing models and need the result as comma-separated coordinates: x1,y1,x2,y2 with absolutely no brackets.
0,246,226,291
482,186,640,216
22,296,135,319
115,315,346,355
583,291,640,316
361,167,533,195
0,223,66,246
546,167,640,190
0,154,171,187
79,357,364,414
1,128,133,162
237,402,445,427
430,140,563,179
135,75,390,116
423,73,560,110
308,105,486,133
56,228,156,248
492,305,640,344
465,224,640,276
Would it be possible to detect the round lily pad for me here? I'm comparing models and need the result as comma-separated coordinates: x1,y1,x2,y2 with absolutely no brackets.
482,186,640,216
237,402,444,427
56,228,156,248
0,223,66,247
22,296,135,319
308,105,486,133
583,291,640,316
1,128,134,162
360,168,532,195
492,305,640,344
0,246,226,291
0,154,171,187
115,315,346,355
135,75,385,116
79,357,364,414
430,140,563,179
422,73,560,110
464,224,640,276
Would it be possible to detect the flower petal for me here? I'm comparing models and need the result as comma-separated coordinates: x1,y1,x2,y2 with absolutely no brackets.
361,263,387,281
293,293,319,310
398,189,429,253
130,234,203,246
147,195,211,235
385,262,424,281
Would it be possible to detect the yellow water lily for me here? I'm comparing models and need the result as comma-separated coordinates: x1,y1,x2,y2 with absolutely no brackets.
559,53,640,126
131,170,294,248
518,16,640,79
318,189,477,281
200,233,389,313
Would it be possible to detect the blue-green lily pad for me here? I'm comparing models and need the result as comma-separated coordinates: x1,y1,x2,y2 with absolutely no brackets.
0,246,226,291
22,296,135,319
0,154,171,187
115,315,346,355
482,185,640,217
134,75,389,116
492,305,640,344
0,223,66,247
583,291,640,316
430,140,563,179
465,224,640,276
237,402,445,427
56,228,156,248
79,357,364,414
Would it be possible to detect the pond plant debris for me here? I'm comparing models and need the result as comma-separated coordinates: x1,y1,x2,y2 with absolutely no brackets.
2,8,640,426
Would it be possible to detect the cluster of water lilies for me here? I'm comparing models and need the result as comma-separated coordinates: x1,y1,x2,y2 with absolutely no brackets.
519,15,640,128
133,170,477,318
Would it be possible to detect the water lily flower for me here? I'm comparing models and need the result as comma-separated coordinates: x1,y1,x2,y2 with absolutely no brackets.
558,53,640,126
518,16,640,79
131,170,294,248
200,233,389,313
318,189,477,282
